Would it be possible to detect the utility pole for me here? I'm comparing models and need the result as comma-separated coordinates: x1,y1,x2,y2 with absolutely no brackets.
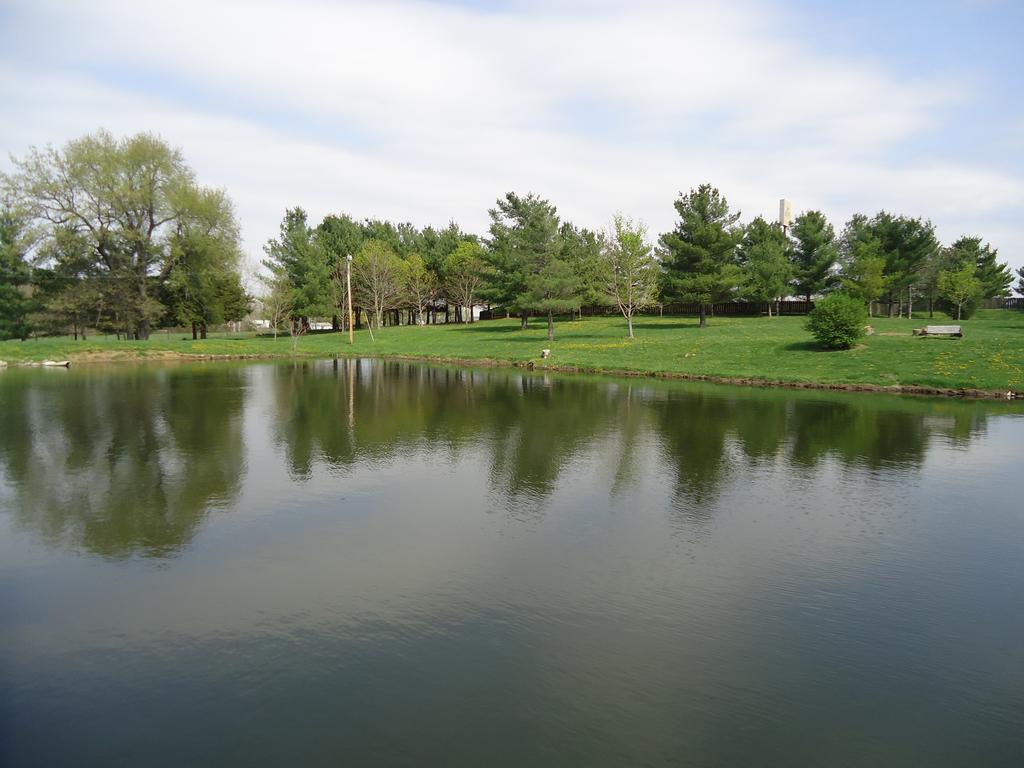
346,254,354,345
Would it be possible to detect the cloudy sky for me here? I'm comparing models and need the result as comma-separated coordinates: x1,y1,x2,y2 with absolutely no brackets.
2,0,1021,276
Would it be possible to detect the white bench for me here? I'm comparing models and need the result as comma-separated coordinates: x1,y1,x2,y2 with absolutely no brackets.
915,325,963,337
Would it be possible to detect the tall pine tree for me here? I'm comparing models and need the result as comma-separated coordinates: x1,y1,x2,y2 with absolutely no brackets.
659,184,742,327
0,207,34,340
788,210,837,303
738,216,792,316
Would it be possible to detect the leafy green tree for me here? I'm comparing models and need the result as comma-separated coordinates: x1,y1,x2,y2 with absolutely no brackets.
948,236,1012,299
443,240,485,324
0,206,35,340
403,253,437,325
938,264,981,320
521,230,584,341
738,216,792,316
865,212,939,316
258,273,293,340
838,219,889,316
262,208,333,329
317,213,365,328
915,243,957,318
482,192,561,329
659,184,742,327
560,222,605,315
352,239,406,330
840,249,887,316
1016,266,1024,297
29,226,110,339
5,130,237,340
806,293,867,349
788,210,837,303
164,188,249,338
601,214,659,338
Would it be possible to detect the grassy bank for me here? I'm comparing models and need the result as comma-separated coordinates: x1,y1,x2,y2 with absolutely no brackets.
2,310,1024,395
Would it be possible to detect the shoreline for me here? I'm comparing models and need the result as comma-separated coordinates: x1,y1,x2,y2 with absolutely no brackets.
4,348,1022,401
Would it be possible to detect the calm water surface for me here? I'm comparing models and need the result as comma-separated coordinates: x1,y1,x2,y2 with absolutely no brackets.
1,360,1022,767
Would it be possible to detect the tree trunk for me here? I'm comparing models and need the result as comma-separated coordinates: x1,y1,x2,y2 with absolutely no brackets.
928,298,934,318
699,304,707,328
192,322,198,340
547,310,554,341
767,302,772,318
200,323,208,339
627,313,634,339
332,314,339,331
521,311,529,329
957,303,963,321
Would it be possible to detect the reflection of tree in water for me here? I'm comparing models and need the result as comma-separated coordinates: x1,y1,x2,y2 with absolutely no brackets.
270,362,620,514
0,366,246,559
2,362,1005,557
728,394,790,462
269,360,491,479
785,396,997,471
650,391,736,524
268,362,1004,525
482,374,620,514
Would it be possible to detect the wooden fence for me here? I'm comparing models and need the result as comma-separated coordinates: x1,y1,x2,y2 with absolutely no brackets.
576,300,816,317
981,297,1024,310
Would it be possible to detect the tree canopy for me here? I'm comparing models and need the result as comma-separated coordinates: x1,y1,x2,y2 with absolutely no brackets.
738,216,792,316
3,130,246,339
788,210,837,302
659,184,742,327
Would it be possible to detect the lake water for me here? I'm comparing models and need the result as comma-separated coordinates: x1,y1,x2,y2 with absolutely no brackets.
1,360,1022,767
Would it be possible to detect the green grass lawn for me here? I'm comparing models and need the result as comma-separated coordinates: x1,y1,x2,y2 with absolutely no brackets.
3,310,1024,393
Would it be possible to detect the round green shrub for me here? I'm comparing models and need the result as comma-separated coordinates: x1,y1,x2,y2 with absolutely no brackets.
805,293,868,349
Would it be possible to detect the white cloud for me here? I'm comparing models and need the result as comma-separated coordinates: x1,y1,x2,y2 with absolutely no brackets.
1,0,1021,274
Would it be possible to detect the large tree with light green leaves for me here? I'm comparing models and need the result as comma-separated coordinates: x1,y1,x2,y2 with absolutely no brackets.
3,130,244,340
659,184,743,327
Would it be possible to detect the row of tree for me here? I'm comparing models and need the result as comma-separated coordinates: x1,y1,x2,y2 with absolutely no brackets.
2,130,1017,342
1,130,249,341
262,183,1016,341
